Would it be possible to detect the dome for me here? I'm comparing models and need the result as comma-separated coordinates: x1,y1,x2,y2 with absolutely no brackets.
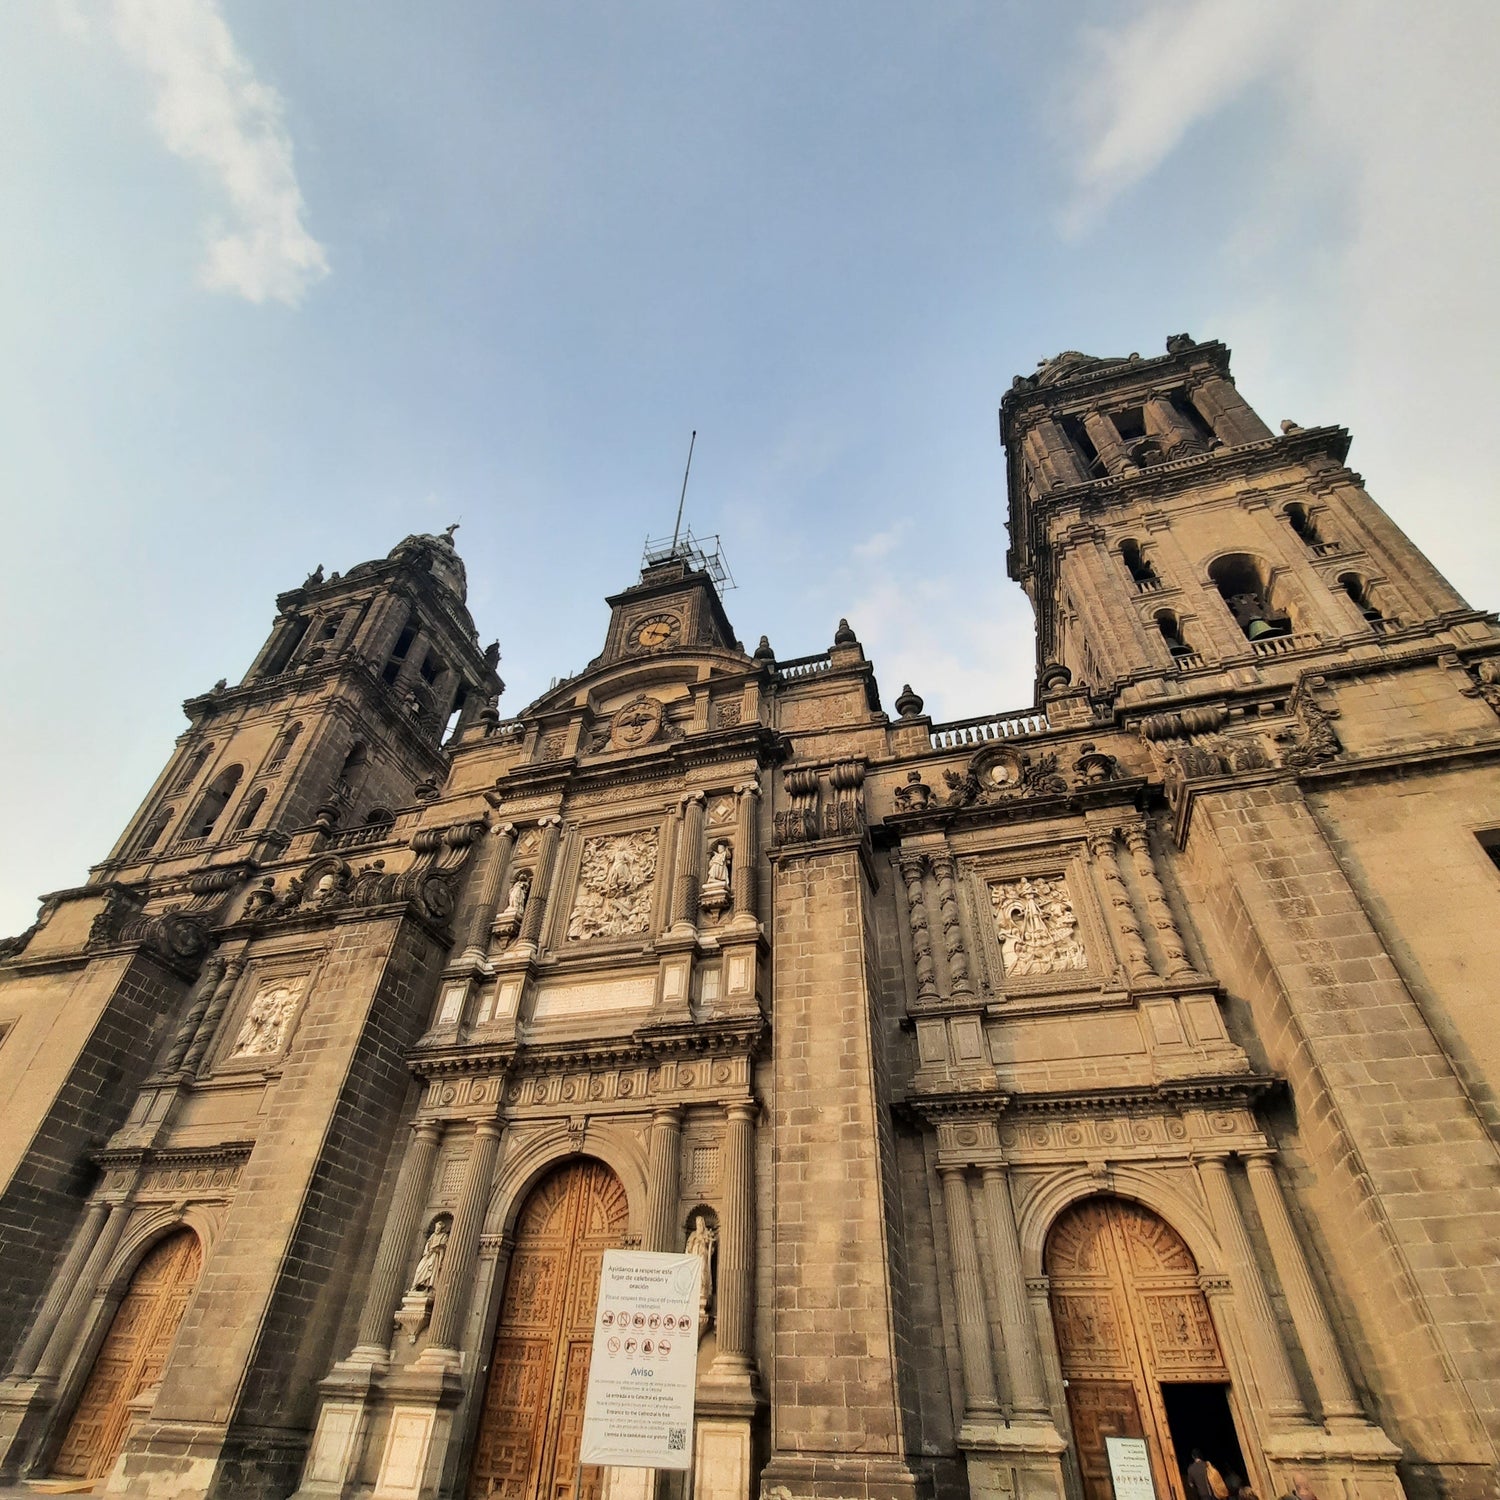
1032,351,1132,388
388,525,468,600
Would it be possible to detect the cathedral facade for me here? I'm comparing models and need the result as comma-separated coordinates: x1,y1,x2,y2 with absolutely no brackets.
1,336,1498,1500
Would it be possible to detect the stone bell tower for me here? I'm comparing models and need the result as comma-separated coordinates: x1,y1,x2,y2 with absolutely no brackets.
1001,335,1471,703
96,528,502,885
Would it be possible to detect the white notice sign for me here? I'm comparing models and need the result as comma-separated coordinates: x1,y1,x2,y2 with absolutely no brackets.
579,1250,701,1469
1105,1438,1157,1500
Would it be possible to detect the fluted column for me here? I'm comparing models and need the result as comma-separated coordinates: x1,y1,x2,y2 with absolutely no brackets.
33,1199,132,1383
730,781,759,922
1196,1154,1308,1423
161,955,227,1075
939,1167,1001,1417
643,1107,683,1254
978,1165,1050,1420
930,855,974,999
1089,831,1152,981
181,956,246,1075
1143,392,1202,455
673,793,707,929
517,817,562,949
1244,1152,1366,1424
458,822,517,968
899,856,938,1002
1122,826,1196,978
425,1120,502,1355
351,1120,445,1357
1186,372,1273,446
710,1101,756,1379
10,1200,113,1378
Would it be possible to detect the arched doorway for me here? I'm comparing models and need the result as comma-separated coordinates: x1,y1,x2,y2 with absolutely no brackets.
469,1158,629,1500
1046,1197,1243,1500
53,1227,203,1481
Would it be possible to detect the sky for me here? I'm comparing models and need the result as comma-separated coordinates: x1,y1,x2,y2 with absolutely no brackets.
3,0,1499,933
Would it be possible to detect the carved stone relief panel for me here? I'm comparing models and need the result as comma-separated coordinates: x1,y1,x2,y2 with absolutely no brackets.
989,875,1087,977
565,829,660,942
227,975,306,1060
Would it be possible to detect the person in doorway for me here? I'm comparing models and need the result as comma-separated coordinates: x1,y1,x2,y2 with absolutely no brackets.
1186,1450,1230,1500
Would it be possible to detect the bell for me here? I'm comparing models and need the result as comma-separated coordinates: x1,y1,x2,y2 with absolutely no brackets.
1246,616,1274,639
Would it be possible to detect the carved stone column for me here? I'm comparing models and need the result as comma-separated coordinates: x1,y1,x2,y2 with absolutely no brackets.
33,1199,132,1383
457,823,517,969
939,1167,1001,1418
1196,1154,1309,1423
1082,411,1134,474
423,1120,502,1360
1122,826,1196,978
899,856,938,1003
1186,372,1273,446
978,1165,1050,1420
162,955,227,1075
1244,1152,1366,1425
930,855,975,999
644,1107,683,1254
1023,417,1091,489
1088,831,1152,981
517,817,561,950
730,781,759,924
350,1120,445,1358
673,792,708,930
1143,391,1202,456
710,1101,756,1381
181,956,246,1075
10,1199,113,1378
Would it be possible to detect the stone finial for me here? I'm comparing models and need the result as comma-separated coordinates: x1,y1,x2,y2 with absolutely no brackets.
753,635,775,662
833,618,857,646
894,684,924,719
1166,333,1196,354
1281,419,1304,434
1038,662,1072,694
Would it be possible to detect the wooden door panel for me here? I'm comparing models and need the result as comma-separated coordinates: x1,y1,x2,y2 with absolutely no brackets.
54,1229,202,1481
1066,1380,1146,1500
469,1161,628,1500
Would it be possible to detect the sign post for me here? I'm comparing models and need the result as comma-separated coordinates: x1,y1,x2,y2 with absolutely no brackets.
1105,1437,1158,1500
578,1249,703,1490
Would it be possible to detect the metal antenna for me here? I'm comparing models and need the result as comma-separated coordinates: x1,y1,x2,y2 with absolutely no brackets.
670,430,696,554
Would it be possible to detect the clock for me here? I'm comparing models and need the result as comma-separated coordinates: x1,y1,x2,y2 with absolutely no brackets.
627,612,682,653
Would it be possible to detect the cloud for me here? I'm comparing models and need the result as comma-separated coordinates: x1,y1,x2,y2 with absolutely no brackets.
1057,0,1500,606
84,0,329,304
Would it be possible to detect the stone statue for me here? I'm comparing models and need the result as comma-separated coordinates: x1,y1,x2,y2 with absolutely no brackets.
686,1213,717,1328
506,871,530,921
706,842,732,887
411,1217,450,1293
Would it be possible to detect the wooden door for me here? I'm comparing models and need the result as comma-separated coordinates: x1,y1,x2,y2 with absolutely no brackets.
1047,1198,1228,1500
53,1228,203,1481
469,1160,629,1500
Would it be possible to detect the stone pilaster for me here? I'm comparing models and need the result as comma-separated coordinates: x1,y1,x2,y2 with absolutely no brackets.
1196,1154,1309,1425
422,1120,502,1364
517,817,561,951
8,1197,112,1380
938,1167,1001,1420
930,855,974,999
350,1121,445,1359
709,1101,756,1382
899,855,938,1003
181,956,246,1074
457,823,517,969
1186,370,1273,445
1122,825,1196,978
1088,830,1152,980
673,793,707,932
644,1107,683,1255
729,781,759,929
162,955,227,1075
977,1166,1050,1420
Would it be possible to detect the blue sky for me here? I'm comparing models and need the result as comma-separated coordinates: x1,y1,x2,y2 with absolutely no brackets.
3,0,1499,932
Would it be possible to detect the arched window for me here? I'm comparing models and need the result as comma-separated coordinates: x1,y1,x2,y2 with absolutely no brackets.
1208,554,1291,641
231,788,267,835
1156,610,1194,659
382,614,417,685
260,615,309,677
136,807,175,855
318,612,344,641
169,745,211,793
1120,539,1160,590
187,765,243,839
335,743,366,799
267,722,301,769
1338,572,1385,625
363,807,395,835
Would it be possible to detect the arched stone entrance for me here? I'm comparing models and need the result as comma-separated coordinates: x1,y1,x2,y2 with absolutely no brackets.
1046,1197,1241,1500
52,1226,203,1482
469,1157,629,1500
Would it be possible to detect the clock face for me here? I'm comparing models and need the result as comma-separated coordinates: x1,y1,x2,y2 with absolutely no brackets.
627,612,682,652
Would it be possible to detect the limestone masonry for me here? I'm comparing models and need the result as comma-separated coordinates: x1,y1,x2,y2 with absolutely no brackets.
2,336,1498,1500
